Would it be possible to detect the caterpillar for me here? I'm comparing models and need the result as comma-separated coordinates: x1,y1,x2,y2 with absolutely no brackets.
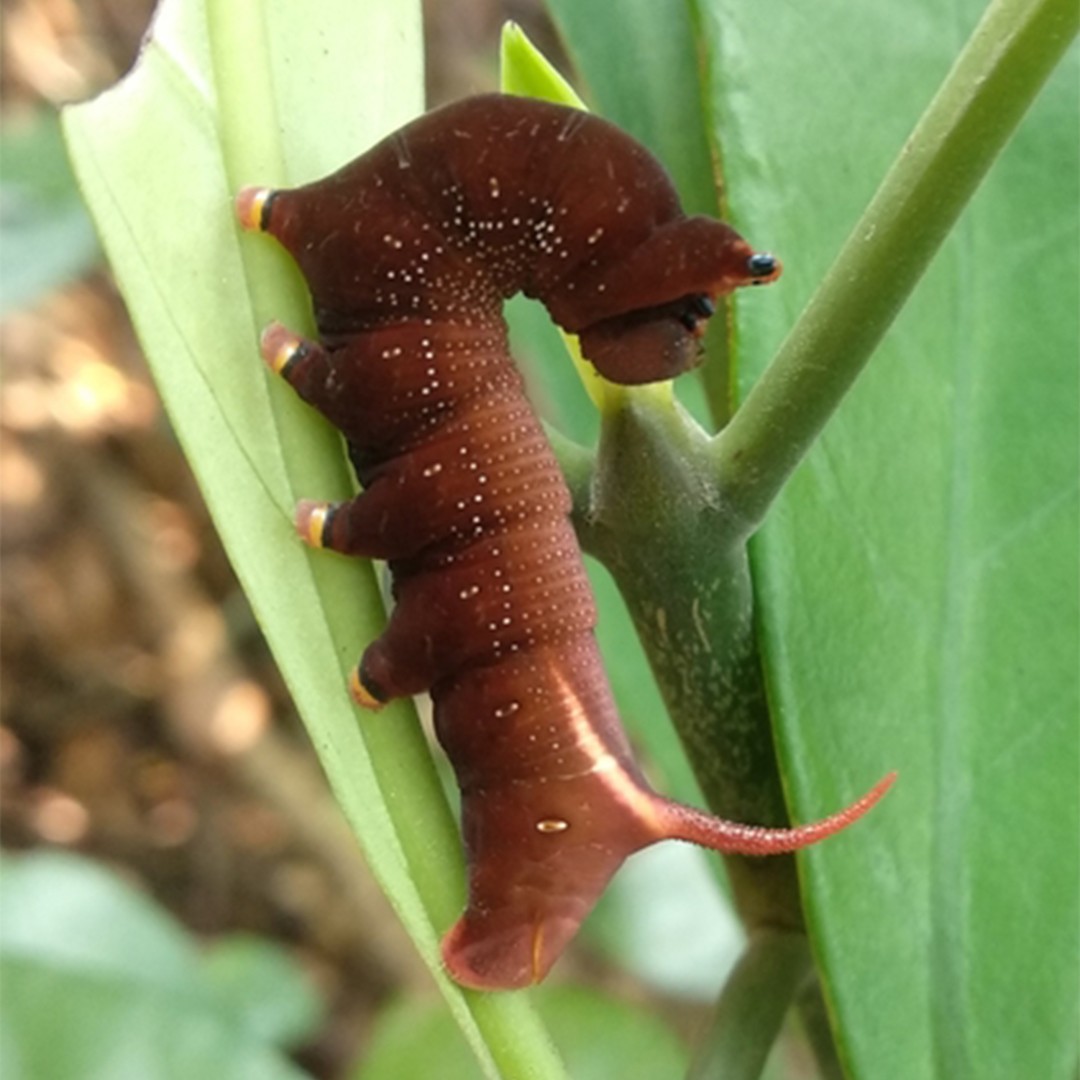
236,94,894,991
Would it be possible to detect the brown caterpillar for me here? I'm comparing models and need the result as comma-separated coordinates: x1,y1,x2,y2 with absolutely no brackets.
236,94,894,991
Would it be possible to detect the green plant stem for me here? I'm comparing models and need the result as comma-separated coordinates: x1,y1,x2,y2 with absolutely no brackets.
546,426,596,512
713,0,1079,534
687,932,813,1080
582,393,806,930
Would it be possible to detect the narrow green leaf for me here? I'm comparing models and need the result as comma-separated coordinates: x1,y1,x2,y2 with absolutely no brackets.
63,2,567,1076
500,22,585,108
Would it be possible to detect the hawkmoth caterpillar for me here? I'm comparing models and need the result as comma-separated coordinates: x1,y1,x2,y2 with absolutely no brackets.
236,94,893,990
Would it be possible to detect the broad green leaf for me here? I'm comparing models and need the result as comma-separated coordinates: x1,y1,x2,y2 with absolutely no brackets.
62,2,565,1076
550,0,1078,1077
201,936,323,1048
699,4,1078,1079
0,852,309,1080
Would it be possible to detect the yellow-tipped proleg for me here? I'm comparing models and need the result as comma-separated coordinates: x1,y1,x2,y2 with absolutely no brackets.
234,186,275,233
348,667,385,711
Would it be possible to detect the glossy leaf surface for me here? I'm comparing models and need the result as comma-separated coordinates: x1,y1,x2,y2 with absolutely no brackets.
549,1,1078,1076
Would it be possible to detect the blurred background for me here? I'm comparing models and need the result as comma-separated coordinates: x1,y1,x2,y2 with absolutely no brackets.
0,2,730,1077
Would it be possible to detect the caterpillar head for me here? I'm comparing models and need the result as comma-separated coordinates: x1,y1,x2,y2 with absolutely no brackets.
568,221,782,385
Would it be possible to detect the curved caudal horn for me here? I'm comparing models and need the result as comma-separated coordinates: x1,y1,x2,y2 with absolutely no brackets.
439,770,897,990
654,771,898,856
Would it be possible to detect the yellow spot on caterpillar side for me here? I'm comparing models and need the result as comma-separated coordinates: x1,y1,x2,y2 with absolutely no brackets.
536,819,569,833
349,668,384,711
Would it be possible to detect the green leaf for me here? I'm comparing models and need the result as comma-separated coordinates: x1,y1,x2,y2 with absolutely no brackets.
551,0,1078,1077
62,2,565,1077
699,4,1078,1078
590,843,743,1001
0,851,309,1080
500,22,585,108
202,936,323,1048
